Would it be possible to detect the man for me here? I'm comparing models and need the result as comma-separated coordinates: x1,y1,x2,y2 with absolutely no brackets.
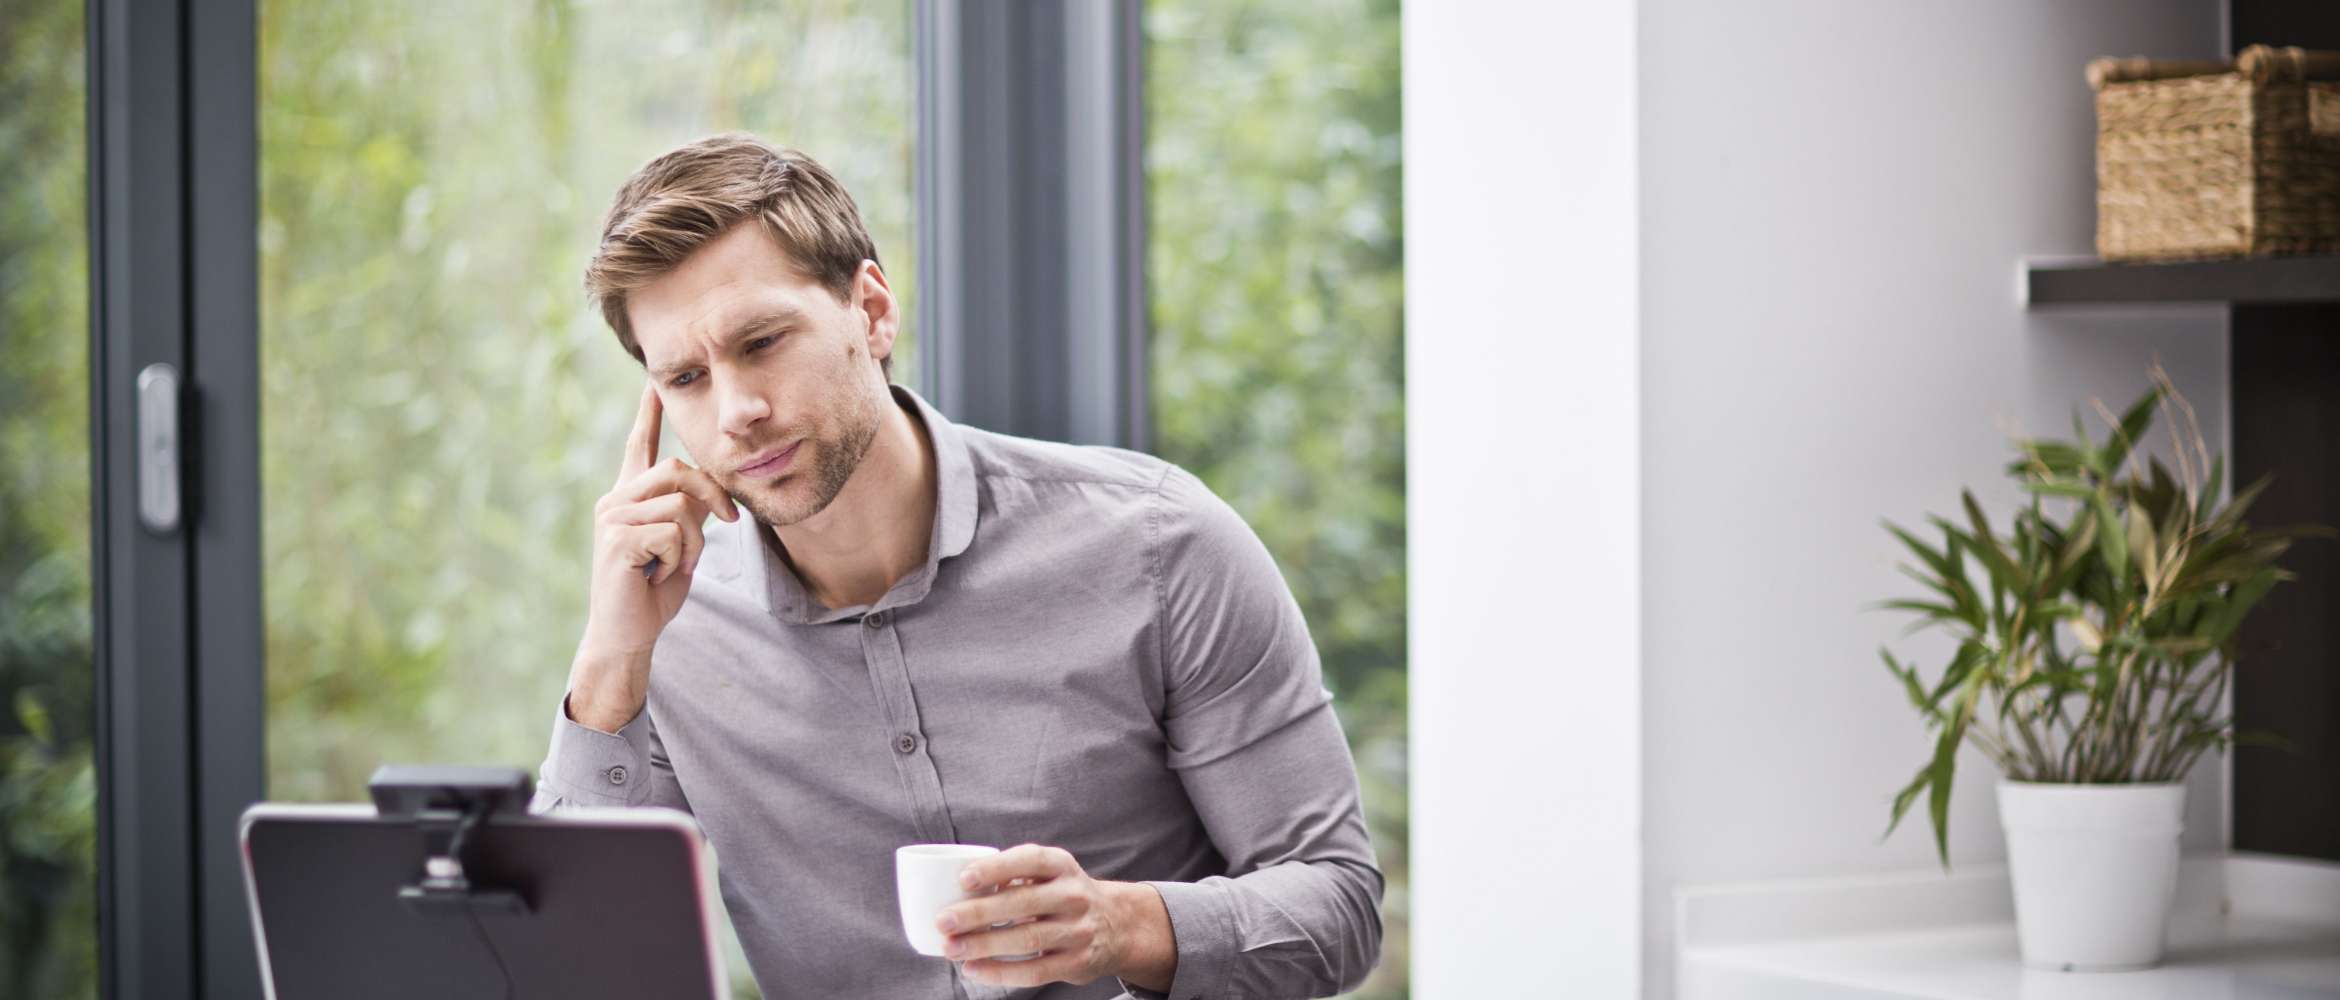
534,132,1382,1000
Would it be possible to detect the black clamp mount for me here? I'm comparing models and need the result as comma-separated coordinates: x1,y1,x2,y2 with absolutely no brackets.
368,764,536,916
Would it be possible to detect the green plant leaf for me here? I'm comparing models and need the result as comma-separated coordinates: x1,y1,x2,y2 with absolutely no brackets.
1885,520,1985,627
2231,728,2299,754
1925,641,1988,705
1880,649,1941,718
1885,520,1956,579
2042,511,2099,597
2094,494,2128,588
1927,669,1984,869
1962,491,2028,594
2012,441,2090,477
1881,763,1931,842
2211,476,2274,534
2020,480,2098,501
2130,504,2159,597
2199,568,2280,649
2099,386,2163,476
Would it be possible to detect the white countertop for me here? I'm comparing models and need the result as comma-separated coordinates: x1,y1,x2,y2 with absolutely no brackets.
1677,853,2340,1000
1683,915,2340,999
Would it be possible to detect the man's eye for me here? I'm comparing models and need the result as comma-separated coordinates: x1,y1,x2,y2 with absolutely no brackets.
747,335,778,352
670,371,700,388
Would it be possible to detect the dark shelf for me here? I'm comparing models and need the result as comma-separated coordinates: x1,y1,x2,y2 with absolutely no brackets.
2024,254,2340,306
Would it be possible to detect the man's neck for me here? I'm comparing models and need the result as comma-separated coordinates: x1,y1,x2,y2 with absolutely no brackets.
770,391,937,610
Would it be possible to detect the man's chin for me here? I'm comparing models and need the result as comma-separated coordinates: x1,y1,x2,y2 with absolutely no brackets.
728,480,824,529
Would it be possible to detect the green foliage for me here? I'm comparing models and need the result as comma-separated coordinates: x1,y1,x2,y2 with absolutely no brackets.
1877,368,2324,869
1,0,99,995
1147,1,1406,996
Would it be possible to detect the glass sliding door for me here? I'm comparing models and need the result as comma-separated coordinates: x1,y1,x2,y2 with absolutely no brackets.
1144,1,1408,996
256,3,916,995
0,0,98,996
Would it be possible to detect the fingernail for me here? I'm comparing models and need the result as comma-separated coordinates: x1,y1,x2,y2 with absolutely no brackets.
944,940,963,959
936,913,958,933
959,871,980,890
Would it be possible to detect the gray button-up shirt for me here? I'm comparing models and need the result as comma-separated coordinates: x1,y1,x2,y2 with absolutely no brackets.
533,386,1383,999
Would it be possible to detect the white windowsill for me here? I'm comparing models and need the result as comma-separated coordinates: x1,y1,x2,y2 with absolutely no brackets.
1677,852,2340,999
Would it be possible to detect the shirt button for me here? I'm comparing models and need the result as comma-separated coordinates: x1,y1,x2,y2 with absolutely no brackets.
894,732,918,755
606,765,628,786
865,611,888,629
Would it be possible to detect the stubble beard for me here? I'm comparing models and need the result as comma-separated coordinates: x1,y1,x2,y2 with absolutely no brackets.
725,391,883,529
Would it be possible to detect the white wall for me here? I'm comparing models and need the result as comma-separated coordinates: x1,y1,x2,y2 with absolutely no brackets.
1407,0,1643,996
1638,2,2227,999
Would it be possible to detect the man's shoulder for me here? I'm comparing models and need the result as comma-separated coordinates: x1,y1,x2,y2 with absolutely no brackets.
955,425,1253,549
957,423,1179,494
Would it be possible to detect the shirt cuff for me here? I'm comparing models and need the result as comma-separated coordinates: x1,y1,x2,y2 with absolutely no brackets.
538,693,657,806
1136,879,1235,1000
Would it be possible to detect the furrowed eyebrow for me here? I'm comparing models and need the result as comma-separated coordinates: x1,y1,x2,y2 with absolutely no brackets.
723,305,808,339
647,305,809,379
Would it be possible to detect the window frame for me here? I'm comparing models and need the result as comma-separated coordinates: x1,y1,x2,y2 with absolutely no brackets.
86,0,264,995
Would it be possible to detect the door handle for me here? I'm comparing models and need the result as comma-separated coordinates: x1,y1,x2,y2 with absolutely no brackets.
136,362,182,535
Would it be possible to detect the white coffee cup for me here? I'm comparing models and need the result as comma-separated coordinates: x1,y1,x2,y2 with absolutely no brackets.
895,843,1001,957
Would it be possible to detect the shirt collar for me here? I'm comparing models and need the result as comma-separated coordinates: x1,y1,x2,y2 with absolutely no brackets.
724,383,978,625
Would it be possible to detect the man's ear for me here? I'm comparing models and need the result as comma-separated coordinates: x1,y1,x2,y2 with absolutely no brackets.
854,259,899,366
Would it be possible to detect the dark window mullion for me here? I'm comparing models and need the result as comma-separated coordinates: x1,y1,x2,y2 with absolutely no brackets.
87,0,265,996
87,0,197,994
913,0,1148,448
186,0,265,994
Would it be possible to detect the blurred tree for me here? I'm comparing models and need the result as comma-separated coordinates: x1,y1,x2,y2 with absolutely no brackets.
1145,2,1407,997
0,0,98,995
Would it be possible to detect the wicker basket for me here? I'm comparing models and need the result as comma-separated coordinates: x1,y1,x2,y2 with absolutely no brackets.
2089,45,2340,261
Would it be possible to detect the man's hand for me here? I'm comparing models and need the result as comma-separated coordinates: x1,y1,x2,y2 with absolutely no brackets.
567,381,739,734
934,844,1177,992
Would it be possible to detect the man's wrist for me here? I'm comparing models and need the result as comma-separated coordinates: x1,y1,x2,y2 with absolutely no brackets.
1107,880,1177,994
566,645,651,734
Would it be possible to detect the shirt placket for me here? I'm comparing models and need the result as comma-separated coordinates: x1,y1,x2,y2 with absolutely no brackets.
857,608,958,844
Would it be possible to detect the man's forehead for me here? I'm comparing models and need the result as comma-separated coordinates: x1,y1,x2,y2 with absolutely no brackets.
631,225,825,361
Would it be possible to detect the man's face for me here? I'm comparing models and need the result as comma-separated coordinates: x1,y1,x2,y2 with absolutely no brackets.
627,220,897,528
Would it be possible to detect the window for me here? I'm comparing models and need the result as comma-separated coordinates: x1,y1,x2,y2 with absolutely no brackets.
1145,2,1407,996
258,3,915,995
0,0,97,995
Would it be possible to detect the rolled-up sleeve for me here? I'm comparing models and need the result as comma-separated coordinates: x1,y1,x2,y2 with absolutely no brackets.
530,691,692,813
1128,467,1385,999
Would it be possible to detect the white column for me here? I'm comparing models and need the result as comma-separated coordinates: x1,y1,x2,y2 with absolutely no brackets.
1406,0,1642,995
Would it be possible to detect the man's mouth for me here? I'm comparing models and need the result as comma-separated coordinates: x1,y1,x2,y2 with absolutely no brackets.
736,441,800,478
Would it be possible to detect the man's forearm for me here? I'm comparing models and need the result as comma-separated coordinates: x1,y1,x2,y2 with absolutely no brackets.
565,645,652,734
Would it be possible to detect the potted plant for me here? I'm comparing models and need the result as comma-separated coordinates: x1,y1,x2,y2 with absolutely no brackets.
1875,367,2321,971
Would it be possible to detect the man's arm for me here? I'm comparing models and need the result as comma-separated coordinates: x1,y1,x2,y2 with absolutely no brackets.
535,380,731,814
1123,465,1385,998
935,465,1383,997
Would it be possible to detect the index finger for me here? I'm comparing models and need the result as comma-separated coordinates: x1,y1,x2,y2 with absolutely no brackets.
620,380,662,482
958,844,1075,891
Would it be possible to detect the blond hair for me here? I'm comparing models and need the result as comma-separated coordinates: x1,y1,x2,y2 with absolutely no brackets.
585,133,887,376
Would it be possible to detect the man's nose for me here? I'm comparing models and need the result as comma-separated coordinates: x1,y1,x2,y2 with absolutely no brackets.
715,375,771,436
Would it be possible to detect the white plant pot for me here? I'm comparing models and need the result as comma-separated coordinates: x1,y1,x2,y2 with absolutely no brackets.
1997,780,2186,971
